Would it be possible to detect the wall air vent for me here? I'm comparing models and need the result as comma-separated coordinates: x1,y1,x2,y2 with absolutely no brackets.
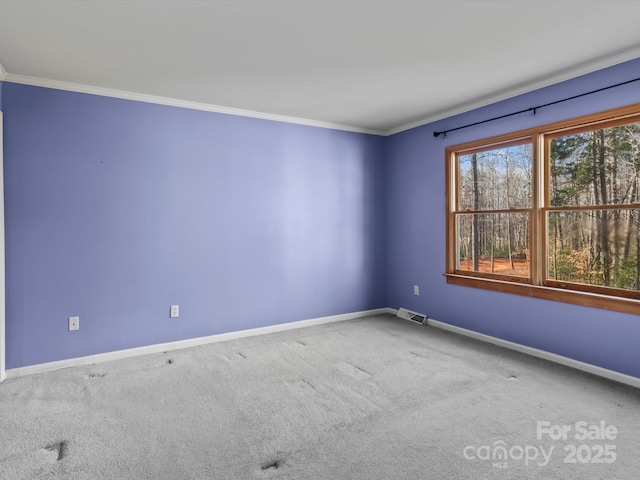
397,308,428,325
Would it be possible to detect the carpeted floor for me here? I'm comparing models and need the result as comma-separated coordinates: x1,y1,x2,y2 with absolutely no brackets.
1,313,638,479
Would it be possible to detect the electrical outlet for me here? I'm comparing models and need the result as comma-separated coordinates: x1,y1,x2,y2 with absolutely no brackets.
68,316,80,331
170,305,179,318
413,285,420,296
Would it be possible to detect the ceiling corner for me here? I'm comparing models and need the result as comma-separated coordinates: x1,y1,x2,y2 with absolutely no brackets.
385,42,640,137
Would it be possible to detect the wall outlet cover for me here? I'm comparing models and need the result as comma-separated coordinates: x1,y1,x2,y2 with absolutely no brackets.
68,316,80,331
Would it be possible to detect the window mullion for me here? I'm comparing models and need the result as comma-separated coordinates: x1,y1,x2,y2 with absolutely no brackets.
531,133,545,286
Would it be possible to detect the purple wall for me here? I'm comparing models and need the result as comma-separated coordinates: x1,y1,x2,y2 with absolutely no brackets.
386,57,640,378
3,84,387,368
4,56,640,377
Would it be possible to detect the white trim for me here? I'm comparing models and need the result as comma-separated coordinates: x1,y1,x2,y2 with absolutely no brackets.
5,308,389,379
7,306,638,387
3,44,640,138
385,43,640,136
1,72,384,136
386,308,640,389
0,111,4,382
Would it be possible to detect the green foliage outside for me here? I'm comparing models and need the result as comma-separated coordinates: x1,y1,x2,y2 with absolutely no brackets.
549,124,640,291
457,122,640,291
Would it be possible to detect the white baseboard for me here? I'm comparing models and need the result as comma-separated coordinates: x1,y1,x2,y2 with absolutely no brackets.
6,307,390,379
11,306,635,388
388,308,639,389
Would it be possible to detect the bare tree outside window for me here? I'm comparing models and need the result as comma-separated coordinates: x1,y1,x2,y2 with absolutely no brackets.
548,123,640,292
446,105,640,314
457,143,532,278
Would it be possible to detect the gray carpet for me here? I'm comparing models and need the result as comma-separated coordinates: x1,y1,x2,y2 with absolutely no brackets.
1,314,638,479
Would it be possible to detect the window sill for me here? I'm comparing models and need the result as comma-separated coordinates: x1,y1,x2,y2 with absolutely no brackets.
445,274,640,315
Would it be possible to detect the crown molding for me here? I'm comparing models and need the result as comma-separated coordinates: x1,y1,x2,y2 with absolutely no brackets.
385,43,640,136
2,71,385,136
4,43,640,138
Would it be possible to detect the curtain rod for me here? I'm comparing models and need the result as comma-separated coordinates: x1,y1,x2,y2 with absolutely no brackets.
433,76,640,139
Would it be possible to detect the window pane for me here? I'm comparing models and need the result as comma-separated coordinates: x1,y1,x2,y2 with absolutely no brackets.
456,212,530,277
549,122,640,207
547,209,640,291
459,143,532,211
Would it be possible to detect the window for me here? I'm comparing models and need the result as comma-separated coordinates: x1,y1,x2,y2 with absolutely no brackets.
446,104,640,315
455,140,533,281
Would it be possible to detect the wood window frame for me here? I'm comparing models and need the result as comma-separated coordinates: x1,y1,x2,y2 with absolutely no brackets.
445,103,640,315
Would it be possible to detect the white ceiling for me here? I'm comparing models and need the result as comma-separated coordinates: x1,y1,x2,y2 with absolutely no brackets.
1,1,640,135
